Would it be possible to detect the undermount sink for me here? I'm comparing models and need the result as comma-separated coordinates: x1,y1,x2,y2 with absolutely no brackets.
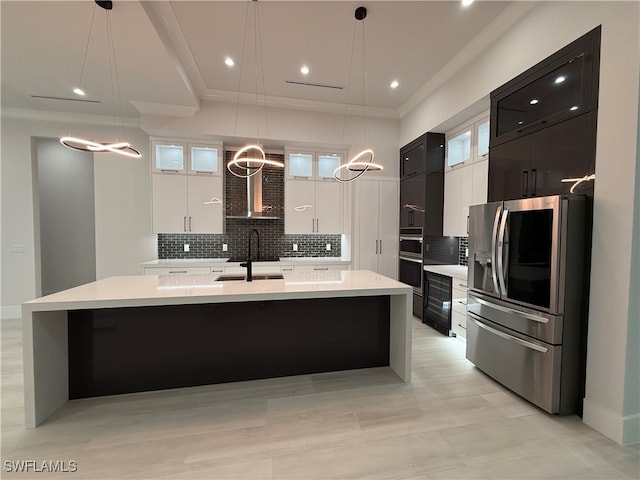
215,273,284,282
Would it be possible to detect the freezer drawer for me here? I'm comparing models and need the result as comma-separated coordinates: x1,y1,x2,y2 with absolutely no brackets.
466,312,562,413
467,292,563,344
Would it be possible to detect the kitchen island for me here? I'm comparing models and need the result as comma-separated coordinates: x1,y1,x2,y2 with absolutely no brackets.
22,270,412,428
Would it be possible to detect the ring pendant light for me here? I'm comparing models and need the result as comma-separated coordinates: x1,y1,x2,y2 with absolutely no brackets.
333,7,384,183
59,1,141,158
227,0,282,178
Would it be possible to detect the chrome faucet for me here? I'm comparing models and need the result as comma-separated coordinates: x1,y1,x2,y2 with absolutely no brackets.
240,229,260,282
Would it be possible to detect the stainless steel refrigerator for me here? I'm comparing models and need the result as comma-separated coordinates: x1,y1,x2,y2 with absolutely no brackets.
466,195,589,414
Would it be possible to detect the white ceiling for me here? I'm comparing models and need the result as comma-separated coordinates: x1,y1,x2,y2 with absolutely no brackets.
1,1,515,121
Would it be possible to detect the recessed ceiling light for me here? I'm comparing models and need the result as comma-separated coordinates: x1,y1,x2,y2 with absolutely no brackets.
518,121,524,125
224,57,235,67
390,80,399,89
73,87,85,96
461,0,474,6
570,105,579,111
554,75,566,84
300,65,310,75
529,98,539,105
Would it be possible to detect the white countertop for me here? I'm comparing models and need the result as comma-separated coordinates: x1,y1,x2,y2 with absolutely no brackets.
23,270,410,312
423,264,468,282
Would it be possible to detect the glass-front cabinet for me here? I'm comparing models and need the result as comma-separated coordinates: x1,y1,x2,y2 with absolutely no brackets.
152,139,222,175
446,129,472,169
285,149,343,180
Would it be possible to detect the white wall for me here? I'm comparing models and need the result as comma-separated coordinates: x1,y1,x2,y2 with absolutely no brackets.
401,2,639,445
0,115,156,315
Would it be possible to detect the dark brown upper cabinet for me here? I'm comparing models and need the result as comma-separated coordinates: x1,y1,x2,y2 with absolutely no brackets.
399,132,445,234
488,26,600,202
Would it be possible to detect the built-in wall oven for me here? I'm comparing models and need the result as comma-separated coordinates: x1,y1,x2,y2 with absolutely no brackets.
399,228,424,318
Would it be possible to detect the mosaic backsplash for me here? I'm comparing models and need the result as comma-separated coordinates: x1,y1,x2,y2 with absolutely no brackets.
458,237,469,266
158,152,342,261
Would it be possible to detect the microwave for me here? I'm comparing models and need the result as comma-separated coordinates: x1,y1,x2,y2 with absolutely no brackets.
399,228,423,259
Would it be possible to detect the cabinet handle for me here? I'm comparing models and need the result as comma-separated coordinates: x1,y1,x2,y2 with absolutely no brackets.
467,215,470,235
188,216,192,232
169,270,188,274
379,239,382,254
160,169,180,173
375,240,379,254
531,169,537,196
183,216,187,232
311,218,315,233
457,323,467,329
458,283,467,288
316,219,319,232
314,267,329,271
522,170,529,197
211,269,224,273
282,267,293,272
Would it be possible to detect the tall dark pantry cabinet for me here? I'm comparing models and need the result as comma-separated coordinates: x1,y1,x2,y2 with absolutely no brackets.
399,132,445,319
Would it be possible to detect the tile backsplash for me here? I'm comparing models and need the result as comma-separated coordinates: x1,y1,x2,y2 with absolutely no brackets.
157,151,341,261
458,237,469,266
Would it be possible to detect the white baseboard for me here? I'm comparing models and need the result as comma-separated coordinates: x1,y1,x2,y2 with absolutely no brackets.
583,398,640,445
1,305,21,320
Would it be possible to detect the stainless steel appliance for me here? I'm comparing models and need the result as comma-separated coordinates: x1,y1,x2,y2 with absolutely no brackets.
466,195,588,414
399,228,424,318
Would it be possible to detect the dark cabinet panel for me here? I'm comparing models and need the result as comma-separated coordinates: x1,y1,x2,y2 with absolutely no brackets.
424,172,444,236
400,141,426,178
488,112,596,202
488,135,531,202
400,174,425,228
529,111,596,197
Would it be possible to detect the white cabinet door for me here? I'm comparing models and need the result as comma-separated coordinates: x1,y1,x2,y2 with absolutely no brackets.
285,179,315,234
472,159,489,206
357,180,398,279
187,175,224,234
443,165,473,237
315,181,342,234
377,181,398,279
152,174,188,233
357,181,380,273
152,141,187,173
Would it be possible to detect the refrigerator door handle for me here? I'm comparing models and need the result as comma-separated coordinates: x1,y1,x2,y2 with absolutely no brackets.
491,207,502,294
497,208,509,296
473,296,549,324
469,315,548,353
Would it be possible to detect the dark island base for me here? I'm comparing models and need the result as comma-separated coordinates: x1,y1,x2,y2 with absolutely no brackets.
68,296,391,399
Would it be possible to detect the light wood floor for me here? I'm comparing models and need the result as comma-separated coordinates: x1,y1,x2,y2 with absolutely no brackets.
1,315,638,479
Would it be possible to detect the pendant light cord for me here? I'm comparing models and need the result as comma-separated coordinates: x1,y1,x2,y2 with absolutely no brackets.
233,0,251,139
77,4,98,92
340,16,358,145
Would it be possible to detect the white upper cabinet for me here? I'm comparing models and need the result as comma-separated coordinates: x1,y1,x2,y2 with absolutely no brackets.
475,118,490,160
151,137,224,234
284,148,344,234
443,113,490,236
446,129,472,169
153,141,187,173
285,149,344,180
189,144,221,174
152,139,222,175
287,151,314,178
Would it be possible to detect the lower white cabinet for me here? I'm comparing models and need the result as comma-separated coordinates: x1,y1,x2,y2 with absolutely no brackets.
143,266,211,275
152,173,224,234
443,159,488,237
451,279,468,338
356,179,398,279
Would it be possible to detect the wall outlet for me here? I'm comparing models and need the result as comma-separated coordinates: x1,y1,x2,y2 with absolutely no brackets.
183,244,190,252
222,243,228,252
293,243,298,252
326,243,331,251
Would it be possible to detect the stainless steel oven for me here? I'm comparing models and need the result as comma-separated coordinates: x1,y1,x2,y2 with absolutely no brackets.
398,255,423,295
399,228,423,295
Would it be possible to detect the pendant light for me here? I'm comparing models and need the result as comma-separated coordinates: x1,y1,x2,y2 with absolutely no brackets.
59,0,141,158
227,0,283,178
333,6,383,183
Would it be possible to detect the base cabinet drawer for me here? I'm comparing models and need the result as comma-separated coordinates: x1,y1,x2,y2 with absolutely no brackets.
143,267,211,275
452,311,467,338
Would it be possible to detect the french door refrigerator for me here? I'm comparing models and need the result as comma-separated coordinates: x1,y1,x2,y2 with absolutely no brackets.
466,194,589,414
